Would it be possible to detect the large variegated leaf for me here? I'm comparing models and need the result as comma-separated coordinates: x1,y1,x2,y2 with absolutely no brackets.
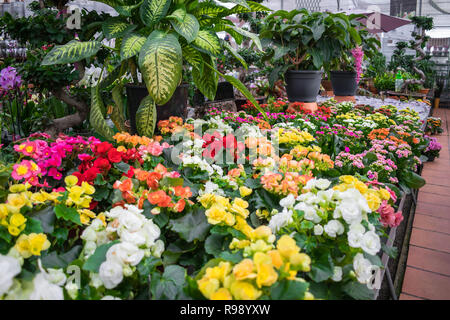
99,60,127,89
90,86,115,141
102,18,136,39
42,40,101,66
111,85,126,132
120,33,146,61
219,0,250,9
181,44,203,72
168,8,199,43
228,25,262,51
221,40,247,69
192,3,229,17
140,0,171,27
138,31,182,105
114,3,141,17
204,62,268,121
136,95,157,137
214,23,244,44
192,30,221,57
228,1,271,14
193,57,218,101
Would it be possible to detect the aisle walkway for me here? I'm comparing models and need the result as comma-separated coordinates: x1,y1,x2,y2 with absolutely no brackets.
400,108,450,300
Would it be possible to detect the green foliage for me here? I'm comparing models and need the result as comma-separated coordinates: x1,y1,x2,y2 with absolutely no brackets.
136,95,157,137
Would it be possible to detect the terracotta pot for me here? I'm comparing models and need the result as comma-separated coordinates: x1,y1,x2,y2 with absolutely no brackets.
419,88,430,95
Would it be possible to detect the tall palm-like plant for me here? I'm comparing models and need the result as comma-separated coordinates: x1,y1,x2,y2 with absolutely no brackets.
42,0,270,139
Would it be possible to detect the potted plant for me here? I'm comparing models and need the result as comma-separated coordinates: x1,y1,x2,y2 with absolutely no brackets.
42,0,270,138
260,10,336,104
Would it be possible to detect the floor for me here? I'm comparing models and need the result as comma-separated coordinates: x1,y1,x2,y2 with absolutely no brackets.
400,108,450,300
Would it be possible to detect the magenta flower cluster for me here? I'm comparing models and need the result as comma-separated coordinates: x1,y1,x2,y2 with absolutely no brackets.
0,66,22,91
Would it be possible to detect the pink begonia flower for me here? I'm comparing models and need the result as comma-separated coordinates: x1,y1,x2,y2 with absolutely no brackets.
52,187,66,193
165,171,181,178
11,160,33,180
148,142,164,156
78,153,93,161
48,167,63,180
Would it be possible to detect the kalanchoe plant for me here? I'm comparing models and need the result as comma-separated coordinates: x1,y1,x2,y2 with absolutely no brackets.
42,0,271,140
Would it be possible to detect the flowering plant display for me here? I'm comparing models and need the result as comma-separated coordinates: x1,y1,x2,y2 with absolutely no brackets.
0,97,431,300
425,117,443,135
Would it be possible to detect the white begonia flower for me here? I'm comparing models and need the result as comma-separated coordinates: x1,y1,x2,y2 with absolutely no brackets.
119,229,147,246
45,269,67,286
324,220,345,238
268,208,293,233
95,230,109,245
332,266,343,282
29,273,64,300
99,260,123,289
361,231,381,256
151,240,165,258
315,178,331,190
118,210,145,233
107,242,144,266
81,227,97,242
295,202,321,223
335,199,363,225
211,164,224,176
90,218,104,231
280,194,296,208
337,188,371,213
123,264,134,277
296,192,317,205
124,204,144,216
89,272,104,289
83,241,97,258
316,189,334,203
347,223,366,248
305,178,317,189
313,224,324,236
0,254,21,296
106,206,127,219
142,220,161,247
353,253,374,284
65,281,79,300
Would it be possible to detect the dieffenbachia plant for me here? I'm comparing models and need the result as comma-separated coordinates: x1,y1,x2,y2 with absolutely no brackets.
42,0,271,139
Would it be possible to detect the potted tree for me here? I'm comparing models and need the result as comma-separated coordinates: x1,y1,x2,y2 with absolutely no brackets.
42,0,270,138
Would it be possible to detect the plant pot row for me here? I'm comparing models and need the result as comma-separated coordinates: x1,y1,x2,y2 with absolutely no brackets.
285,70,358,103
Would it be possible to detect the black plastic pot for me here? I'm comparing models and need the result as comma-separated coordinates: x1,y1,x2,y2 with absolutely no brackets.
330,71,358,96
285,70,323,102
125,84,188,134
192,81,235,106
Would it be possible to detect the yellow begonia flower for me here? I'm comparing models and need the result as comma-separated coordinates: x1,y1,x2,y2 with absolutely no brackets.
0,204,8,220
197,277,220,299
234,216,253,238
290,252,311,272
64,175,78,187
30,192,47,204
81,181,95,195
210,288,232,300
79,209,96,225
254,252,278,288
205,204,234,226
354,181,368,194
379,188,391,201
230,281,261,300
239,186,252,198
9,184,26,193
15,233,50,258
255,209,270,219
252,226,272,241
233,259,256,281
276,235,300,259
340,175,357,184
365,190,381,211
215,195,231,208
267,250,283,269
198,193,216,208
6,193,31,213
205,262,231,283
229,239,250,250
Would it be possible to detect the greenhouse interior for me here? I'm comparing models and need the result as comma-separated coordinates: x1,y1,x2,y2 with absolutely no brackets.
0,0,449,303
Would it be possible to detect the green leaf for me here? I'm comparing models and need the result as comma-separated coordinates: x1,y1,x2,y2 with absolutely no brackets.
309,252,334,282
54,204,82,226
227,25,262,51
219,251,243,263
400,170,426,189
139,31,182,105
205,233,226,256
270,279,309,300
114,161,130,173
181,44,203,71
0,226,12,243
23,218,43,235
168,8,200,43
192,30,221,57
342,281,374,300
140,0,172,27
168,208,211,242
31,206,55,234
83,240,120,273
110,85,126,132
221,40,247,69
90,86,115,141
136,95,157,137
41,40,101,66
42,245,82,269
115,3,141,17
151,265,186,299
219,0,250,9
203,63,269,121
102,18,136,39
120,33,146,61
229,1,271,14
193,58,218,101
137,256,162,279
164,265,186,287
